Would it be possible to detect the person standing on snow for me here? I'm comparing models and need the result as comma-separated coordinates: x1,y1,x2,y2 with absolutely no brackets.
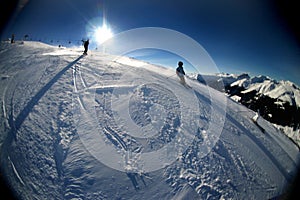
11,34,15,43
176,61,186,84
83,39,89,55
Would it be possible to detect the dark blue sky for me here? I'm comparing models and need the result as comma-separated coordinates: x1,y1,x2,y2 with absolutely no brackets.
2,0,300,85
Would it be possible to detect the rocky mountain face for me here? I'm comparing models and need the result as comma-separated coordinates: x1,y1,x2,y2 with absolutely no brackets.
194,73,300,130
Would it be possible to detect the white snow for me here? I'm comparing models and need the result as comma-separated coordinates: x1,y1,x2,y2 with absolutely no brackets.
228,74,300,107
8,156,25,186
206,73,300,108
273,124,300,148
230,95,242,102
0,41,299,199
230,77,249,88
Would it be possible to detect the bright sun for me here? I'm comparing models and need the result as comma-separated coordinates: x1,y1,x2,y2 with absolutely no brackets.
94,24,113,44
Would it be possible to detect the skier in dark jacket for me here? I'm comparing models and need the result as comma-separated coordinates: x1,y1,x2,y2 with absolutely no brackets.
176,61,186,84
11,34,15,44
83,39,89,55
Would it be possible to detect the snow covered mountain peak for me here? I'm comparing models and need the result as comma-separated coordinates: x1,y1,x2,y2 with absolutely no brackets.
280,80,300,90
250,75,271,83
217,72,250,80
213,72,300,108
243,76,299,107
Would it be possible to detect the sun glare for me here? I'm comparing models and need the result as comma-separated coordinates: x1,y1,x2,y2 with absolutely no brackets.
94,23,113,44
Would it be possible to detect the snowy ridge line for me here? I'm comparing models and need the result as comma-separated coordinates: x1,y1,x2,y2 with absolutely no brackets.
232,106,298,170
273,124,300,151
113,56,175,79
227,103,299,163
226,113,294,182
255,118,299,165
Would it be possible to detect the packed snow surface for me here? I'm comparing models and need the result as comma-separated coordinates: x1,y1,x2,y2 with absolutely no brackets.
0,42,299,199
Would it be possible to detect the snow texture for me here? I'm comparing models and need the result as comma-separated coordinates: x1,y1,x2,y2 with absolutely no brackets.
0,41,299,199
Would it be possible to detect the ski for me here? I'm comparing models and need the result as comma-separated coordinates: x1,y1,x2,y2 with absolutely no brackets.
178,80,192,89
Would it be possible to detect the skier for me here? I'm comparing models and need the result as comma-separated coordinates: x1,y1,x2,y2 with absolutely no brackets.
176,61,186,84
11,34,15,44
252,109,265,133
83,39,89,55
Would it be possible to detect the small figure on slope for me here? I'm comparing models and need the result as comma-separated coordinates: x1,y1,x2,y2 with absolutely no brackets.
252,109,265,133
11,34,15,44
176,61,186,84
82,39,89,55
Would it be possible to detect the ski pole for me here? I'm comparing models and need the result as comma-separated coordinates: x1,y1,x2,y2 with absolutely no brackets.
166,74,176,79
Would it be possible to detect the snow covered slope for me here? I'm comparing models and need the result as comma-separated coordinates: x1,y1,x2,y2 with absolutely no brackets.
0,41,299,199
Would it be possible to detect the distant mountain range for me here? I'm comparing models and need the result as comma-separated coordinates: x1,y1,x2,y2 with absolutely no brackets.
191,73,300,130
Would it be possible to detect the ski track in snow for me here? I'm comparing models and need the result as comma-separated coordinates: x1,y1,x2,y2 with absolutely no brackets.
8,155,25,186
0,42,299,200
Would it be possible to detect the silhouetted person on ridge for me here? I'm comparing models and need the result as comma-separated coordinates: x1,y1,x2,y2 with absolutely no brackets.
83,39,89,55
11,34,15,43
176,61,186,84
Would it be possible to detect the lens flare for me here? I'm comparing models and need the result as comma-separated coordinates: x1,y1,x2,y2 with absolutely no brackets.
94,23,113,44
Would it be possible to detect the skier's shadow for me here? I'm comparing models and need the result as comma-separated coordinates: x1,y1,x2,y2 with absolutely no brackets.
13,55,84,132
126,172,147,191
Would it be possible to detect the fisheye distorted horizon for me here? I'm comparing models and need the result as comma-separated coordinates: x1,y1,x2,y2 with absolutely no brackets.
1,0,300,85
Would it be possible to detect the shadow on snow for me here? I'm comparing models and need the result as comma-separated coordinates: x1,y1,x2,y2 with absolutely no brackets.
13,55,84,132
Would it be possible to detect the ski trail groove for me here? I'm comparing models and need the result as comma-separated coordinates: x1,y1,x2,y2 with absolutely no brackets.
72,56,94,111
14,55,83,131
226,113,293,182
103,126,127,151
8,155,25,186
